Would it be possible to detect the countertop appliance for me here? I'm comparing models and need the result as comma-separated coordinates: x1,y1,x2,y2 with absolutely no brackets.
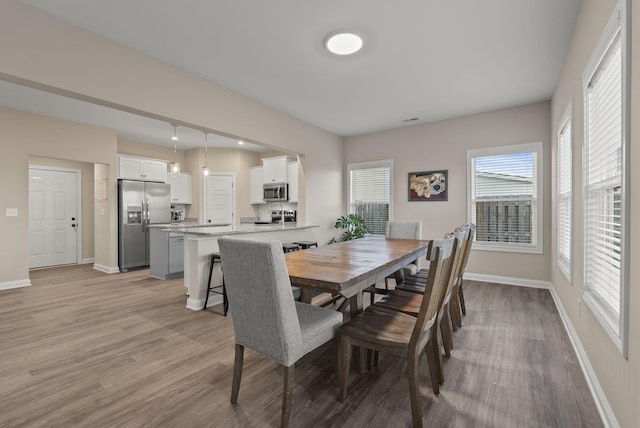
171,207,184,223
263,182,288,202
118,179,171,272
271,209,296,223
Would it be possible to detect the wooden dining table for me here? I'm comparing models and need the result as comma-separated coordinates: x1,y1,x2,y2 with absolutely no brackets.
284,235,430,315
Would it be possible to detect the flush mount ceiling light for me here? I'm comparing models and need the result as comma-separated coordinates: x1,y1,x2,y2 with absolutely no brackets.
325,32,363,55
238,140,244,146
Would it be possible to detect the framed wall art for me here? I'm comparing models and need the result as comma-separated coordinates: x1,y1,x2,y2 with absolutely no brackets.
408,170,448,201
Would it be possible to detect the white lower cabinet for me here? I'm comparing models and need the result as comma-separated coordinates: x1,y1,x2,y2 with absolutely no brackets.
149,228,184,280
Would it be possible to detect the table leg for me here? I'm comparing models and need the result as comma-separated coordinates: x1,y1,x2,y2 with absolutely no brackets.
349,292,367,373
300,288,313,304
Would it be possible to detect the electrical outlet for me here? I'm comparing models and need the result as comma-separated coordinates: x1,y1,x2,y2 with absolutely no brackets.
577,298,581,315
6,208,18,217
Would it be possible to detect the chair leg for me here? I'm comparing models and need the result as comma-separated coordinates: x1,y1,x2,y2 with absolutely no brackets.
231,344,244,403
331,336,339,384
424,333,441,395
440,306,453,357
459,280,467,316
204,254,215,309
449,292,459,332
222,281,229,316
450,284,462,329
338,335,352,402
407,350,424,428
281,364,294,428
433,323,445,385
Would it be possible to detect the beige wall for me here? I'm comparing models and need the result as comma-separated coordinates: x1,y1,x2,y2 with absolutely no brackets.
28,156,95,261
0,0,344,239
0,0,344,286
0,107,118,282
185,147,262,224
93,163,111,267
345,101,552,282
117,138,183,167
550,0,639,426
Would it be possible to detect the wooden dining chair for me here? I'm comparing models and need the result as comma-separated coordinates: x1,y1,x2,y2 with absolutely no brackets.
452,223,475,326
337,236,455,428
218,237,344,428
372,229,467,364
396,225,470,332
363,221,423,305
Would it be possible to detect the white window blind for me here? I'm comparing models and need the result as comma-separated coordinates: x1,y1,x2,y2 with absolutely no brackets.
467,142,542,253
348,160,392,234
557,109,572,281
583,24,624,339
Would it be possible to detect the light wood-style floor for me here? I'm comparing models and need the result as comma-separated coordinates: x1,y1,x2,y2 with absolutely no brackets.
0,264,603,427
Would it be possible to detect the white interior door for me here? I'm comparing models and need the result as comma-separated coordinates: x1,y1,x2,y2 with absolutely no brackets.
29,168,79,268
204,173,235,225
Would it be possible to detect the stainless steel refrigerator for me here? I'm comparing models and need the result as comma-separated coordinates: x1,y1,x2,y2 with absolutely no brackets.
118,179,171,272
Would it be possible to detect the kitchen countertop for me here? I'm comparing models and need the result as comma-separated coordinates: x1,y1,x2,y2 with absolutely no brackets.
148,222,202,229
169,223,317,236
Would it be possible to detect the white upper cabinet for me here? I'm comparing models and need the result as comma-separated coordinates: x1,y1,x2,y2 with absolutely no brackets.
287,162,299,203
250,166,265,204
262,156,290,183
168,173,192,204
118,155,167,182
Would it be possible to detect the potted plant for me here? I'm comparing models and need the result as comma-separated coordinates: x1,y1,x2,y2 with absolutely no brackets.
331,214,368,243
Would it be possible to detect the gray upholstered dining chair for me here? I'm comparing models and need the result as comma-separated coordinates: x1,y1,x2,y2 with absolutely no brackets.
364,221,423,305
217,237,344,428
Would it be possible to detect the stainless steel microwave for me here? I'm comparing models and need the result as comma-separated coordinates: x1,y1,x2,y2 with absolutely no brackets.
263,182,288,202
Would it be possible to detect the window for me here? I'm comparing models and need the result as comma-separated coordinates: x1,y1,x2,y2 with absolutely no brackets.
582,0,629,356
347,160,392,234
557,104,572,281
467,142,543,253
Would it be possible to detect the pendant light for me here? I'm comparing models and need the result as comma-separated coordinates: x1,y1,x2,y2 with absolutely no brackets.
170,124,180,174
203,132,210,176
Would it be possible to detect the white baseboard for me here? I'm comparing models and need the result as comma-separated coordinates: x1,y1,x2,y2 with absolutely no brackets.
464,272,551,289
547,285,619,428
465,271,617,428
186,297,203,310
82,258,95,264
93,264,120,274
186,294,222,311
0,278,31,291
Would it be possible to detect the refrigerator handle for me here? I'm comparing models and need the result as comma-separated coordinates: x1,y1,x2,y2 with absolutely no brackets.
146,199,150,224
142,199,147,231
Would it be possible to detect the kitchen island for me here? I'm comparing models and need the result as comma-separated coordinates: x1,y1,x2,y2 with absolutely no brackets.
167,223,319,311
148,223,232,280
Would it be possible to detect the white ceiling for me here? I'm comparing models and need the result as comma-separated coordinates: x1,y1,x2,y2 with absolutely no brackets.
4,0,582,148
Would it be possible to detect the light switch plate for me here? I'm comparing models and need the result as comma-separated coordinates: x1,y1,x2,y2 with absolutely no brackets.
6,208,18,217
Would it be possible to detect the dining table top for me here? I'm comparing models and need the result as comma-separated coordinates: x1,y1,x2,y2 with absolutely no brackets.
284,235,430,303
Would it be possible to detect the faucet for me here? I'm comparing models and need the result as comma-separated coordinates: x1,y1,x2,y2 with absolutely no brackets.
268,203,285,228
